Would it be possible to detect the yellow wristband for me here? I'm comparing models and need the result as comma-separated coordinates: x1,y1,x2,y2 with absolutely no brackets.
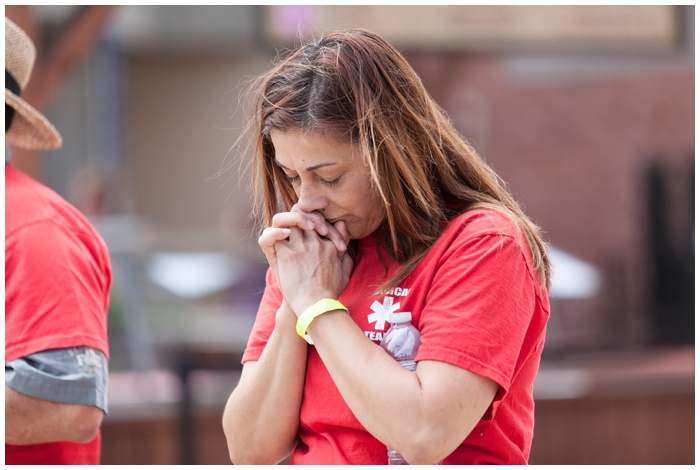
296,299,348,344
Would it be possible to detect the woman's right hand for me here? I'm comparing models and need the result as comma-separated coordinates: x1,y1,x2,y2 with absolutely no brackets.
258,205,349,278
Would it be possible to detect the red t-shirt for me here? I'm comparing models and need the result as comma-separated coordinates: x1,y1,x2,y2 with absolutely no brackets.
243,209,550,464
5,164,112,465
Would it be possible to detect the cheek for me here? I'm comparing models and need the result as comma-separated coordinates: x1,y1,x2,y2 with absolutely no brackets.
337,174,383,220
369,196,386,221
359,188,385,223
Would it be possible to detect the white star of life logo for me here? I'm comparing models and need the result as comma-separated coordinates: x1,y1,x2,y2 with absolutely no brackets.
368,296,401,330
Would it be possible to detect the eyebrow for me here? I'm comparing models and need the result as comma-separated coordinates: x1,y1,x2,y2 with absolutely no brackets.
274,159,337,172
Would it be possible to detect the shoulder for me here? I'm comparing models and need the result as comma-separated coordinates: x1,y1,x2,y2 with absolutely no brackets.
5,165,53,233
6,170,111,281
6,166,107,249
444,208,522,244
423,208,534,279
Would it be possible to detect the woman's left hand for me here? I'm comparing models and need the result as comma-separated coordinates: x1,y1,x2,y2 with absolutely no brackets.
274,224,353,316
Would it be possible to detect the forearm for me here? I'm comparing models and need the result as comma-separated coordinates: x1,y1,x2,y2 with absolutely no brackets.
306,312,431,454
308,311,494,464
5,386,104,445
223,307,308,464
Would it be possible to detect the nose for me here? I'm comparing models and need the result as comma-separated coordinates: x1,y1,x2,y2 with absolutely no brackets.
296,184,329,214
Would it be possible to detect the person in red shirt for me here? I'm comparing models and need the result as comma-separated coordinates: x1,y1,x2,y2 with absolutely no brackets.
5,17,112,465
222,29,551,465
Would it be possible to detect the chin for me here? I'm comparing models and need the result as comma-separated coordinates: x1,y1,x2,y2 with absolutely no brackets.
347,226,372,240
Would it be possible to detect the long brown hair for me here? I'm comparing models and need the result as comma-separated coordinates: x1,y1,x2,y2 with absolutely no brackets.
246,29,551,290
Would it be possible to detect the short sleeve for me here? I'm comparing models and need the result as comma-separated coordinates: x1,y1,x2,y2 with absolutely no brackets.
415,223,545,418
241,268,284,364
5,220,111,362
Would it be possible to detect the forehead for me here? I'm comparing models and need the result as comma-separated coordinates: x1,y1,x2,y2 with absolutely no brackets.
270,129,360,165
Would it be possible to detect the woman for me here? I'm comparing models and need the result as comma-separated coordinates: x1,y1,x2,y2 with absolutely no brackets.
222,29,551,465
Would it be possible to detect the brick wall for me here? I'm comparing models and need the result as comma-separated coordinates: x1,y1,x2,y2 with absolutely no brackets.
407,52,694,351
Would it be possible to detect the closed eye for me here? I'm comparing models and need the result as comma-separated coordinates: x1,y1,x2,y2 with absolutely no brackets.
322,176,342,187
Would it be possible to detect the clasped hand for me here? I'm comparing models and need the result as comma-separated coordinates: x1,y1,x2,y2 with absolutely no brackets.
258,206,353,316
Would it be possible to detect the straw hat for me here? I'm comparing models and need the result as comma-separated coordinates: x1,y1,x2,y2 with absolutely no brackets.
5,17,62,150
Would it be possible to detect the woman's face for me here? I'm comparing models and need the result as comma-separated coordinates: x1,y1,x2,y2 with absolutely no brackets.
269,129,386,240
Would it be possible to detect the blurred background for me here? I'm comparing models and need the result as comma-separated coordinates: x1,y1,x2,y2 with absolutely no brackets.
5,5,694,465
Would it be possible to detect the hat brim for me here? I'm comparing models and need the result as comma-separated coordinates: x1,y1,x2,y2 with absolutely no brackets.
5,89,62,151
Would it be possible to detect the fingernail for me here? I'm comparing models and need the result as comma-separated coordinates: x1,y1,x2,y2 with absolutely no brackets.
320,223,328,234
339,241,346,251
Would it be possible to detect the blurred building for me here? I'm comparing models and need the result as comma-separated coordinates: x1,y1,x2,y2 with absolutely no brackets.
12,5,694,465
